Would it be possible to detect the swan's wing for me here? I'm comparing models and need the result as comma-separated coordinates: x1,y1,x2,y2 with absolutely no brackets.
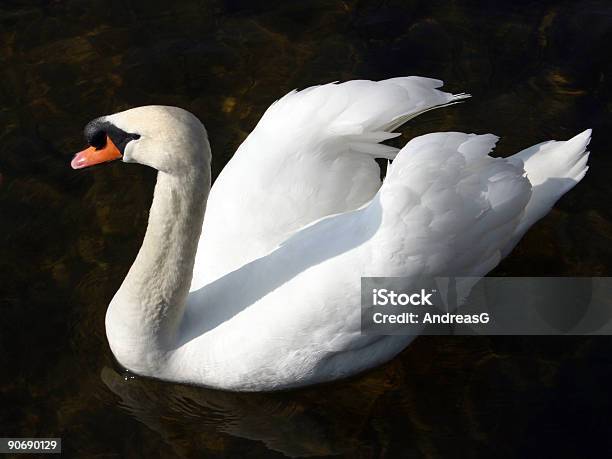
373,132,532,279
191,77,469,290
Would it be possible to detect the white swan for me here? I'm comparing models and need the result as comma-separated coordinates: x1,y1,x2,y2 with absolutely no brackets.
71,79,591,391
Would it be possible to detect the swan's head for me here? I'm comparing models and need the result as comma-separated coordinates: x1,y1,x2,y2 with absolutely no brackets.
71,105,210,175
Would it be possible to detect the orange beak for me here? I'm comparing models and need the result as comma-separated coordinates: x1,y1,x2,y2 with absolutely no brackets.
71,135,122,169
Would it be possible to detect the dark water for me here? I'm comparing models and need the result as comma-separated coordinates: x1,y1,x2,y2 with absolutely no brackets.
1,0,612,457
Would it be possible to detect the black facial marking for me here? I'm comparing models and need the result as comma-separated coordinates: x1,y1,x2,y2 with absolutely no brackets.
84,117,140,153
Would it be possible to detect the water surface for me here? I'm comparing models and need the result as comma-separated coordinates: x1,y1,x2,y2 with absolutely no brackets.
1,0,612,457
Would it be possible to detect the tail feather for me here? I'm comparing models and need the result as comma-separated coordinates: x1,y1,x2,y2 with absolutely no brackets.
503,129,592,255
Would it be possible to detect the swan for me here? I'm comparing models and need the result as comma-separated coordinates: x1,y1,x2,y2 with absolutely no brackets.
71,78,591,391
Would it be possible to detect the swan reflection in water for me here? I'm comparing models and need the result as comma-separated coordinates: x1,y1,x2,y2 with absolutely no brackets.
96,319,603,458
100,361,406,457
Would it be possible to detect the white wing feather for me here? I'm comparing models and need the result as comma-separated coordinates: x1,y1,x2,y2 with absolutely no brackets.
191,77,469,289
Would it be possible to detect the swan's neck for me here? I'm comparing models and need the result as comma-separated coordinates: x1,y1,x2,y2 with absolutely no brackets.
107,167,209,369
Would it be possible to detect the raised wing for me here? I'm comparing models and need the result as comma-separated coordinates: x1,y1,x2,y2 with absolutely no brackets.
191,77,469,290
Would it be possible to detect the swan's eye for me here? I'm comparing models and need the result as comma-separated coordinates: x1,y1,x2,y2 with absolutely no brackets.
84,118,109,149
90,129,107,150
84,118,140,153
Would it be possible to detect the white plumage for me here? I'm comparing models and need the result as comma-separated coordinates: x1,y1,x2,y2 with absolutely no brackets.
191,77,469,289
79,78,592,391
